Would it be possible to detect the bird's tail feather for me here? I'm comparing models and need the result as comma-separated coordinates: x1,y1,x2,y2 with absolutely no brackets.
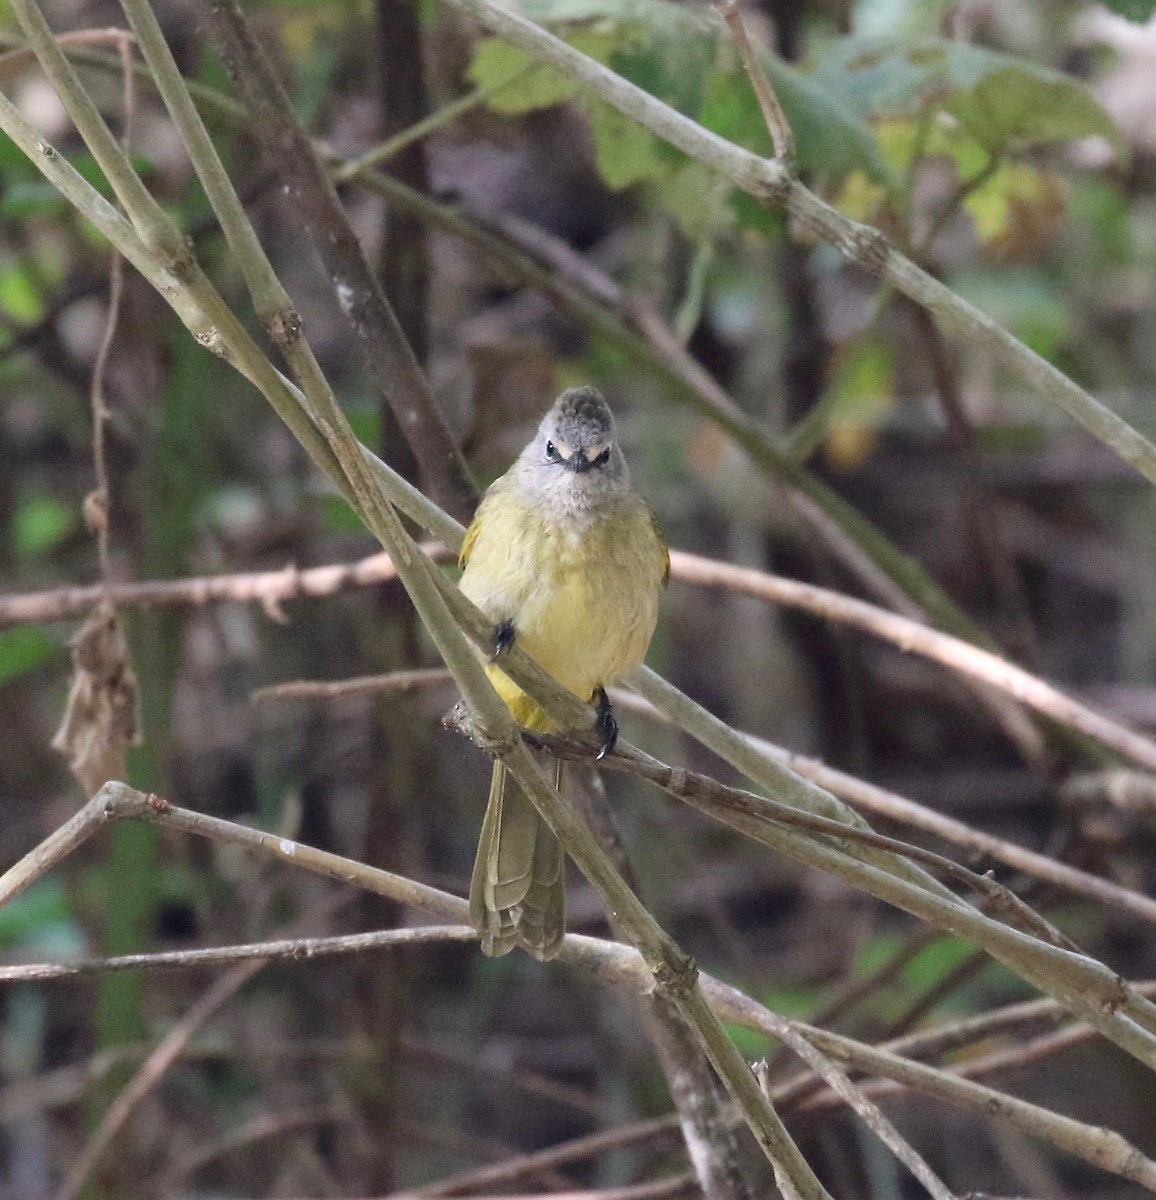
469,758,565,961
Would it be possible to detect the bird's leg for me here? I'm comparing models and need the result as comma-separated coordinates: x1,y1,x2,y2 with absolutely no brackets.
593,686,618,760
492,619,516,661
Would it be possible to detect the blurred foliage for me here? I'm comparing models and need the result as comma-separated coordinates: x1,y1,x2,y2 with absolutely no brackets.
1102,0,1156,20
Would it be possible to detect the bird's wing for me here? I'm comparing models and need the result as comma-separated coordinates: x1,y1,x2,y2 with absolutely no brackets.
459,509,483,571
648,503,671,587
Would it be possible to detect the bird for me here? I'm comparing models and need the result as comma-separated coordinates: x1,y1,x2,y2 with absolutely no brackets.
458,386,669,960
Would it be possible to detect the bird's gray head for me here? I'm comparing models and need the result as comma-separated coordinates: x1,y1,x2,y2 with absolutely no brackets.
515,387,631,508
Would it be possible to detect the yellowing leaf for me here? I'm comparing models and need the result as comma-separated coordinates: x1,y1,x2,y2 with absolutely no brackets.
809,38,1125,161
873,117,922,174
833,169,888,224
965,165,1067,260
823,341,896,472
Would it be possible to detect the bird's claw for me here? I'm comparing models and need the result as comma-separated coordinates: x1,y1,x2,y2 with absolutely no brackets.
492,619,516,661
594,687,618,761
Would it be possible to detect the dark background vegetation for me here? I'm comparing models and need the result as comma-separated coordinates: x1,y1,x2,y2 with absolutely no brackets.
2,0,1156,1196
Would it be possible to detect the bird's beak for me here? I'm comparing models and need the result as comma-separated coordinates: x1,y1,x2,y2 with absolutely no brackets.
570,453,594,474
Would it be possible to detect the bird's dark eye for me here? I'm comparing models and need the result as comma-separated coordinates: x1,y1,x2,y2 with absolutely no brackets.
593,448,611,467
545,440,559,461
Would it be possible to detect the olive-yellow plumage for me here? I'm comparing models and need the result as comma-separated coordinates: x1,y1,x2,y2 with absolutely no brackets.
459,387,668,960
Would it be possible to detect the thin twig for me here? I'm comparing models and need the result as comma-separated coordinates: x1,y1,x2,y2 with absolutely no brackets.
620,688,1156,926
535,733,1072,949
0,926,474,983
0,27,133,81
332,77,518,183
756,1030,955,1200
86,29,135,582
716,2,794,167
253,667,454,701
7,540,1148,778
54,956,267,1200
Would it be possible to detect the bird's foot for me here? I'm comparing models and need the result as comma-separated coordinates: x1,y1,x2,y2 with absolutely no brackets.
594,687,618,761
492,619,516,661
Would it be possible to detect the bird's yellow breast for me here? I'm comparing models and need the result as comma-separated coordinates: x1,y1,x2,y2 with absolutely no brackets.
459,484,666,732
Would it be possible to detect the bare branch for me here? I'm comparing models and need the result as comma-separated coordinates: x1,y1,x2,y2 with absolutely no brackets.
716,2,795,167
667,551,1156,774
0,926,474,983
0,545,449,629
194,0,475,521
253,667,454,702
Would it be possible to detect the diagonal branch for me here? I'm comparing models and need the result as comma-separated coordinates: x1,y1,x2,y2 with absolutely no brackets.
666,551,1156,773
195,0,475,521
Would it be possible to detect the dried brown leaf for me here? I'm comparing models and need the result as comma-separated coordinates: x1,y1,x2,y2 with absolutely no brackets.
51,600,140,796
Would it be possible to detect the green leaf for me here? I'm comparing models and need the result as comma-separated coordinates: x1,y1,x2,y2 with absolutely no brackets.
828,340,895,426
944,67,1124,159
0,127,42,175
1,179,67,221
902,936,974,990
851,932,906,976
723,1020,772,1059
584,98,667,189
70,151,116,198
0,259,46,322
0,626,60,686
807,37,1124,158
321,493,368,534
1099,0,1156,20
768,59,894,183
15,492,75,560
658,161,733,240
345,404,381,450
469,37,582,113
727,187,786,236
482,0,888,184
606,13,715,119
